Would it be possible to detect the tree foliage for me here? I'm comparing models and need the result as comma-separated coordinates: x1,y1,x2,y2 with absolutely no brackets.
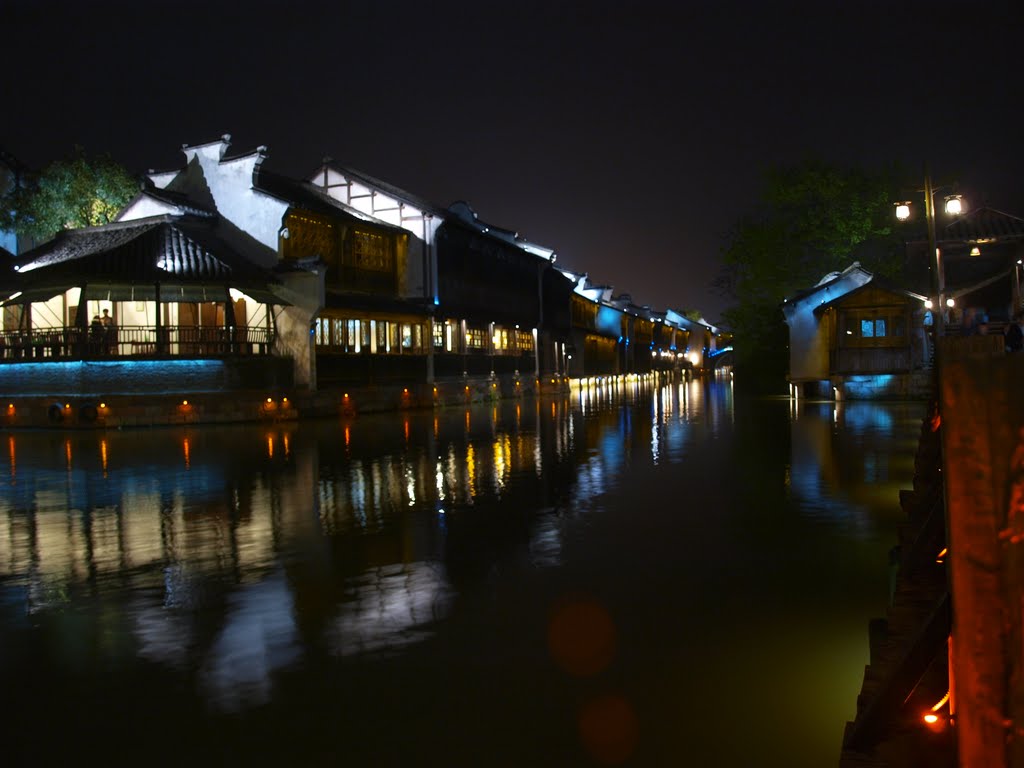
716,159,904,391
2,146,139,241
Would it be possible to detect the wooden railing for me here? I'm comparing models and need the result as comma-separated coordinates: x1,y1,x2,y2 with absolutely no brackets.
0,325,275,361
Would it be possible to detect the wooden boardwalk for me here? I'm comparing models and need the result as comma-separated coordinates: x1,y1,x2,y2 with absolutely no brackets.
839,407,956,767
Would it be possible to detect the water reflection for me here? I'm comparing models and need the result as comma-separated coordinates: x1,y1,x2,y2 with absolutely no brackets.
0,382,923,766
788,398,921,533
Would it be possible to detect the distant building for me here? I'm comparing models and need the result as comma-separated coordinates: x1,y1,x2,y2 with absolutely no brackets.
1,135,724,424
782,263,931,399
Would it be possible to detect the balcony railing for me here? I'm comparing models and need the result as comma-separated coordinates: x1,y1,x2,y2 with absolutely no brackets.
0,325,275,362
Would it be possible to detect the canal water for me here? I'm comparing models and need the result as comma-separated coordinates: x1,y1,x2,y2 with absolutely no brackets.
0,378,924,767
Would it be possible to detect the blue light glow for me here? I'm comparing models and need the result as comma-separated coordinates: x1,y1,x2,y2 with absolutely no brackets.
595,306,621,336
0,359,228,397
841,374,896,400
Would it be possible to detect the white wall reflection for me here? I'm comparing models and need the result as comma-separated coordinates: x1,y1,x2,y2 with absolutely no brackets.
325,562,453,657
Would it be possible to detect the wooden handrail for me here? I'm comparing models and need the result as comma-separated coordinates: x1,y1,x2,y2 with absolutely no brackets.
0,325,275,361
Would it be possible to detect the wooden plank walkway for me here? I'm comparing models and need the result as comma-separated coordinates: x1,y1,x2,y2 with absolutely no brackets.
839,407,956,767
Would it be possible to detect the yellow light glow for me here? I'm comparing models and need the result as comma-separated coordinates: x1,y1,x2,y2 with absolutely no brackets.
970,246,981,256
923,713,939,724
944,195,963,215
182,400,188,406
282,397,288,403
946,298,955,308
99,402,106,409
267,397,273,403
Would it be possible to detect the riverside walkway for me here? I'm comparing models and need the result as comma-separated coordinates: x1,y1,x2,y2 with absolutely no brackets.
841,333,1023,768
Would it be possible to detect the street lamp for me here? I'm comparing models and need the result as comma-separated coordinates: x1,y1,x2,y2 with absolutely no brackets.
894,170,966,339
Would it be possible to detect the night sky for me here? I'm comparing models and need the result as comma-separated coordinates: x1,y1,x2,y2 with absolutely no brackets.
5,0,1021,322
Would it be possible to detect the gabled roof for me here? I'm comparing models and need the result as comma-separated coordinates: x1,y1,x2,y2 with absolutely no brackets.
939,207,1024,243
445,200,557,261
783,263,873,310
316,159,446,218
11,215,275,289
251,165,407,231
813,277,926,315
255,168,403,230
121,183,217,219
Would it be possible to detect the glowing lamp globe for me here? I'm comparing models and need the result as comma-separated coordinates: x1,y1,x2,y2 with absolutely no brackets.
895,202,911,221
944,195,963,216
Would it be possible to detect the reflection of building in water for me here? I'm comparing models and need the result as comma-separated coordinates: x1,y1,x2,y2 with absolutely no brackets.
0,408,590,699
788,399,916,533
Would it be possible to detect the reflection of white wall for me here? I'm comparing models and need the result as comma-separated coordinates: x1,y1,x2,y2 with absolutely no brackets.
200,572,299,712
326,563,452,657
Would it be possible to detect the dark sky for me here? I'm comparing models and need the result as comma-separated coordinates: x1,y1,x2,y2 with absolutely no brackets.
4,0,1021,322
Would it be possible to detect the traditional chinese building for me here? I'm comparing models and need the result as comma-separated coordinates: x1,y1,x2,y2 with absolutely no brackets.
783,263,931,399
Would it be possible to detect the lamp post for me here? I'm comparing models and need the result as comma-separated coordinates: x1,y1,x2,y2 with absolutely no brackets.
895,168,964,340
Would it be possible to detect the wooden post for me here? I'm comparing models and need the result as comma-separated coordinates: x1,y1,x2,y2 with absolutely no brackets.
939,335,1024,768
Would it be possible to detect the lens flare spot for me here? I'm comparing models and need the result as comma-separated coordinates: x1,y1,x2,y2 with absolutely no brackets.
578,694,638,765
547,596,616,677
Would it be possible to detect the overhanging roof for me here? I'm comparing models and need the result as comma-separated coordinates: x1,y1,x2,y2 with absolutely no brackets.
7,214,282,302
939,207,1024,243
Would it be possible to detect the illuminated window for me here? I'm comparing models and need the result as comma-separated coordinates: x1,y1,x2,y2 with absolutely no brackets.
348,319,361,353
860,318,887,338
515,330,534,351
360,319,371,351
350,230,392,272
401,323,413,349
315,317,328,345
466,327,486,350
493,328,509,353
433,321,444,348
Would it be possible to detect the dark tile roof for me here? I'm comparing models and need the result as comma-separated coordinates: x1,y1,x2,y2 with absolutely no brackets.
938,207,1024,243
137,183,217,217
316,160,561,262
12,215,275,289
814,277,926,314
